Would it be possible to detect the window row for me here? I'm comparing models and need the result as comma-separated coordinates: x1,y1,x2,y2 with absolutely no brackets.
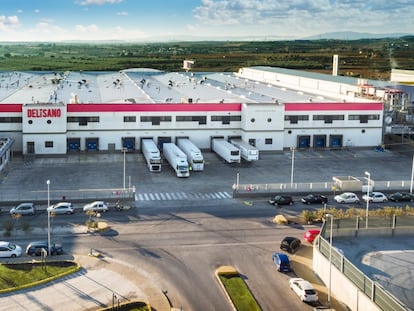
285,114,380,124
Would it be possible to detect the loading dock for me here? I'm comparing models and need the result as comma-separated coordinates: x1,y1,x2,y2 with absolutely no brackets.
122,137,136,151
313,135,326,148
86,137,99,151
67,138,81,151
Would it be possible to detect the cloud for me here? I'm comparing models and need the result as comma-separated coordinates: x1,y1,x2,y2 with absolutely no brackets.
117,11,128,16
77,0,123,5
75,24,100,33
0,15,19,31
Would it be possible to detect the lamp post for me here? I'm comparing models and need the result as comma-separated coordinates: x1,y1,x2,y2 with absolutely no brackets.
46,179,51,256
290,147,295,187
121,148,127,190
365,171,370,229
410,154,414,194
325,213,333,307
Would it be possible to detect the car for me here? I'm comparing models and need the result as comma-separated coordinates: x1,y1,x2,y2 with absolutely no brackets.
47,202,75,215
0,241,22,258
304,229,320,243
334,192,360,204
388,192,414,202
26,241,64,256
362,192,388,203
272,252,291,272
301,194,328,204
83,201,109,212
280,236,301,253
289,277,319,302
9,202,36,216
268,195,293,206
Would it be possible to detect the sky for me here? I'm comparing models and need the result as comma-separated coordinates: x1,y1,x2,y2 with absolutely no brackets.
0,0,413,42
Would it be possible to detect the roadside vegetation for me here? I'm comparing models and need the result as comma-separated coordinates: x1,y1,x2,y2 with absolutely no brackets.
0,36,413,80
0,261,79,293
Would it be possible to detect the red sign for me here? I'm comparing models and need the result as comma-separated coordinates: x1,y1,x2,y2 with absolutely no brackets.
27,108,62,118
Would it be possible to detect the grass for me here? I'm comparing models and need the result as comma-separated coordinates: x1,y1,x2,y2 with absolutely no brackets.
219,273,261,311
0,261,80,292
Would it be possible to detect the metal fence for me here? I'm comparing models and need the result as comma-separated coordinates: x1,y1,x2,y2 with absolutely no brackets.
318,217,413,311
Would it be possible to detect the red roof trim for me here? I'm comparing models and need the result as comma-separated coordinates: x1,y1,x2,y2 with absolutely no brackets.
0,104,22,113
285,102,383,111
67,103,242,112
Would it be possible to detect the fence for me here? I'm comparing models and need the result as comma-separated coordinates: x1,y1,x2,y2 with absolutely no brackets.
317,216,413,311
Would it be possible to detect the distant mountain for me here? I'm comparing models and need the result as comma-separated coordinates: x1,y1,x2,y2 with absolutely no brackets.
303,31,412,40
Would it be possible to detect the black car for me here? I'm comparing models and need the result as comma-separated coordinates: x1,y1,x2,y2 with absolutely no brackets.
301,194,328,204
388,192,414,202
26,241,64,256
268,195,293,206
280,236,301,253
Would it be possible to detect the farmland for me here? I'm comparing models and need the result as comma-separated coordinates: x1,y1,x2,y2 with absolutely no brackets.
0,36,413,80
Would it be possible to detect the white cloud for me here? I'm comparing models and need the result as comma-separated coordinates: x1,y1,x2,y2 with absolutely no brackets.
117,11,128,16
0,15,19,31
34,9,40,13
75,24,100,33
77,0,123,5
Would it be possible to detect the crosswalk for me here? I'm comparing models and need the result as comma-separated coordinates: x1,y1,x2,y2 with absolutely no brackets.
136,191,232,201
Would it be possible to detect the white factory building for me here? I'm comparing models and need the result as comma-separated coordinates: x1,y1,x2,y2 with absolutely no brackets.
0,66,397,156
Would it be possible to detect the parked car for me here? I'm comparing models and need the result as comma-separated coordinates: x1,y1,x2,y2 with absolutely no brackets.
83,201,109,213
47,202,75,215
26,241,63,256
9,202,36,216
362,192,388,203
280,236,301,253
289,277,319,302
0,241,22,258
304,229,320,243
272,252,291,272
334,192,360,204
301,194,328,204
268,195,293,206
388,192,414,202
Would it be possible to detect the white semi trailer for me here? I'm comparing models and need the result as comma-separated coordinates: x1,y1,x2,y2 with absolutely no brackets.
212,138,241,163
177,138,204,171
230,139,259,161
163,143,190,177
142,139,162,172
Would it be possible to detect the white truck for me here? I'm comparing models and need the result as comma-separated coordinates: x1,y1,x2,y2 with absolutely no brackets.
212,138,241,163
142,139,162,172
230,139,259,161
163,143,190,177
177,138,204,171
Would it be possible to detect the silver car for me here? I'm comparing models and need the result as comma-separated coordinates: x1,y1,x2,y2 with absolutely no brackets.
47,202,75,215
0,241,22,258
9,202,36,216
83,201,108,213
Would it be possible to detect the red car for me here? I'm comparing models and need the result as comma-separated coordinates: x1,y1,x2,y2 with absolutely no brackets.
304,229,320,243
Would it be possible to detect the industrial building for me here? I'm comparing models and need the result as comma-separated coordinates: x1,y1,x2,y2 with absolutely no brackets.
0,65,411,156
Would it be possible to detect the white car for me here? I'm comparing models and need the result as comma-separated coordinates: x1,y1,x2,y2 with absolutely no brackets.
47,202,75,215
0,241,22,258
289,277,319,302
362,192,388,203
334,192,360,204
83,201,109,213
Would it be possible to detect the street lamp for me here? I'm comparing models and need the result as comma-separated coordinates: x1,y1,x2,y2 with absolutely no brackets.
410,154,414,194
365,171,370,229
290,147,295,187
325,213,334,307
121,148,127,190
46,179,51,256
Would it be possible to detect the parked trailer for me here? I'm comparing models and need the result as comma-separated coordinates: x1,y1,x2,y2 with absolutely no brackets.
163,143,190,177
230,139,259,161
212,139,241,163
177,138,204,171
142,139,162,172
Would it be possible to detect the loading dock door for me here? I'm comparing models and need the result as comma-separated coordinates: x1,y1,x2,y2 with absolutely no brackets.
122,137,136,151
313,135,326,148
330,135,343,148
67,138,80,151
298,135,310,148
86,138,99,151
157,136,171,151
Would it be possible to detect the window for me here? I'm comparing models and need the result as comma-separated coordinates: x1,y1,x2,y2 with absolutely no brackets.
285,115,309,124
67,116,100,126
349,114,380,123
0,117,22,123
176,115,207,125
45,141,53,148
140,116,172,125
211,115,241,124
265,138,273,145
313,115,344,123
124,116,136,122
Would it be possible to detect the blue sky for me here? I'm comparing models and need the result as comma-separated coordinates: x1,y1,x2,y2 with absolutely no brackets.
0,0,412,42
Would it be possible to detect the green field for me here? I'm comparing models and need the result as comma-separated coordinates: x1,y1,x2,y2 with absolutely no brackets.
1,37,413,80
